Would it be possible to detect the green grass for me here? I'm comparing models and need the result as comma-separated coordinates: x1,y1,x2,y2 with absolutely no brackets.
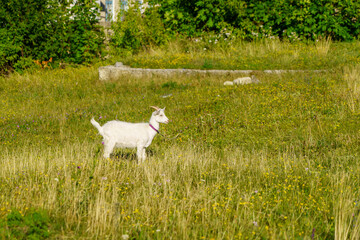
118,38,360,70
1,41,360,239
0,209,51,239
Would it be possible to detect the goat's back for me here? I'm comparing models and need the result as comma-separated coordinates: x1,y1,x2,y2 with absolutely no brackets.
102,121,149,147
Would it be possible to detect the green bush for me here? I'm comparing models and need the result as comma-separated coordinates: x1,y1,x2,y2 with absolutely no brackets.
238,0,360,41
152,0,239,36
0,209,51,239
110,2,169,55
151,0,360,41
0,0,104,73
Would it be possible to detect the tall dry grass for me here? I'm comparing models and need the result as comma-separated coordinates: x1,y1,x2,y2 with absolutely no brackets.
334,176,360,240
315,37,332,57
344,64,360,95
1,140,360,239
122,37,360,71
343,64,360,112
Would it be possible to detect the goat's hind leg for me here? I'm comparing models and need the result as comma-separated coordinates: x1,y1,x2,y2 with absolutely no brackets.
103,141,115,159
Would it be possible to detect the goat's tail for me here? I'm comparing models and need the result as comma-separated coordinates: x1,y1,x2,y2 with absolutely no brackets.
91,118,105,137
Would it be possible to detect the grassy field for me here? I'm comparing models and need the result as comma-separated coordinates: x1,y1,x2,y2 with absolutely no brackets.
119,38,360,71
1,40,360,239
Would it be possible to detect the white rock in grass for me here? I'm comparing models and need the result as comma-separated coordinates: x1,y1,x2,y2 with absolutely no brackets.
223,81,234,86
233,75,260,85
161,93,173,98
233,77,252,85
121,235,129,240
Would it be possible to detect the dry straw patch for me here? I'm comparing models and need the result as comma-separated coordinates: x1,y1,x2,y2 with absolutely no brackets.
315,36,332,57
334,176,360,240
344,64,360,96
343,64,360,112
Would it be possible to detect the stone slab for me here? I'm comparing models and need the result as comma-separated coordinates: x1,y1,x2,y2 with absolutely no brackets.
98,62,326,81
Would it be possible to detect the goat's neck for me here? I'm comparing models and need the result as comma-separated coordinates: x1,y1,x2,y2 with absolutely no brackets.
149,116,160,133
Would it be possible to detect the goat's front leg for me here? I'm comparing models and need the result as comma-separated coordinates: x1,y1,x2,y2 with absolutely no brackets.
137,145,145,163
142,148,146,161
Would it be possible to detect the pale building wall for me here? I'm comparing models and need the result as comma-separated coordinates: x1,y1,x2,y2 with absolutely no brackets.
98,0,148,22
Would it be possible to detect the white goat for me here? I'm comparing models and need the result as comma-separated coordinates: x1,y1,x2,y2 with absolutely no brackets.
91,106,169,162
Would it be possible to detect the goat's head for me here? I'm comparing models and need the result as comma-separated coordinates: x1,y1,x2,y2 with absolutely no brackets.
150,106,169,124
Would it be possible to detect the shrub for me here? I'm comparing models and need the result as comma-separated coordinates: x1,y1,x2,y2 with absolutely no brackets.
0,0,104,73
110,2,169,55
238,0,360,41
0,209,51,239
152,0,240,36
151,0,360,41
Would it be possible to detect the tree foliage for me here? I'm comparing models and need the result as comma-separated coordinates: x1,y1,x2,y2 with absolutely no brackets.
0,0,104,73
150,0,360,40
110,2,168,55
